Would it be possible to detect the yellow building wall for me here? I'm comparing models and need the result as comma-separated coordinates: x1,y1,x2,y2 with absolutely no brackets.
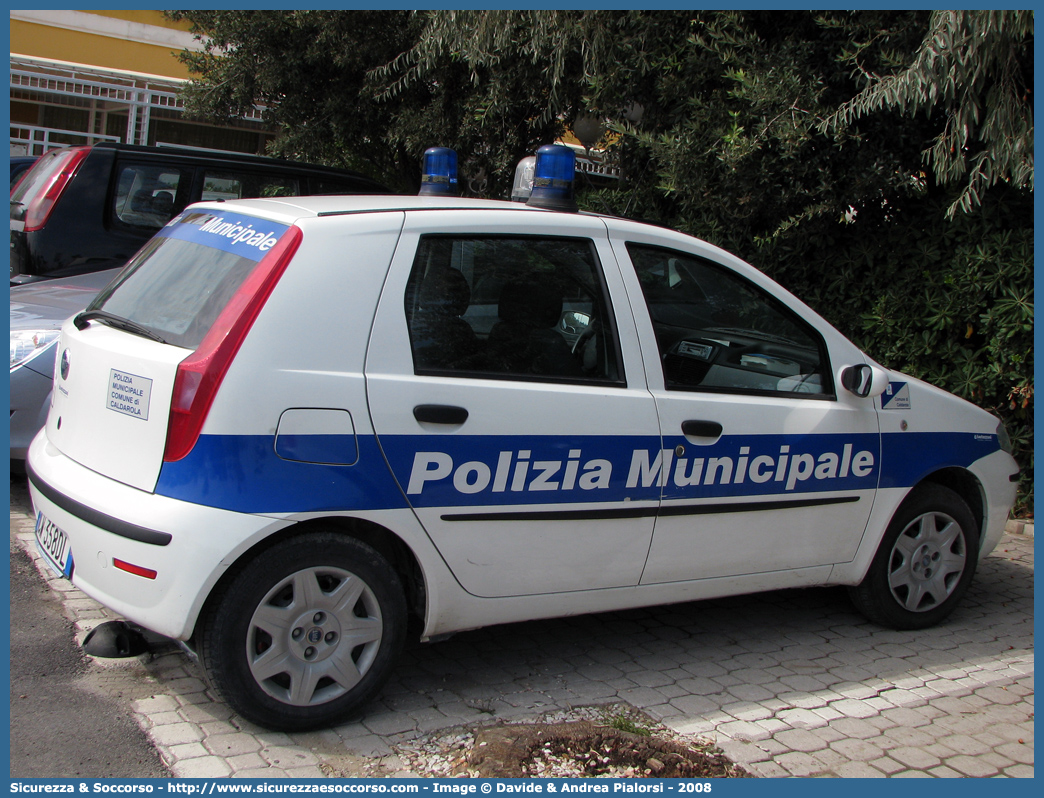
11,13,193,80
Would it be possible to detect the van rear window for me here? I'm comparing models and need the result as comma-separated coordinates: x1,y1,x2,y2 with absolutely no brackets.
86,211,292,350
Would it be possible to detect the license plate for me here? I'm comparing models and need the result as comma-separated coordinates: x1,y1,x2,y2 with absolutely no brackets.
35,512,73,578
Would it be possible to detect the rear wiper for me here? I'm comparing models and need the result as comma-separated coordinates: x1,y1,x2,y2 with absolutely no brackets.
73,310,169,344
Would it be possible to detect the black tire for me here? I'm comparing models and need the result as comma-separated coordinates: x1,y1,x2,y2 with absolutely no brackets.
848,484,979,630
197,531,407,731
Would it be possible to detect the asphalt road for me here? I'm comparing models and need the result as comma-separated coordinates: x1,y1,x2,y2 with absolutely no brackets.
9,540,170,778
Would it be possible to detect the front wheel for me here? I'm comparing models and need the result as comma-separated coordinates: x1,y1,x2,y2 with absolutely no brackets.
848,484,979,630
197,532,407,731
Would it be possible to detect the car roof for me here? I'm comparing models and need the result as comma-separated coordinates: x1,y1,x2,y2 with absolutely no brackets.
188,194,603,224
184,195,742,267
185,194,729,260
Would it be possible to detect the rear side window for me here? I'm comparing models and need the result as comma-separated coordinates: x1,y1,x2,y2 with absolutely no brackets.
113,164,186,229
405,235,623,384
87,210,291,350
201,170,299,200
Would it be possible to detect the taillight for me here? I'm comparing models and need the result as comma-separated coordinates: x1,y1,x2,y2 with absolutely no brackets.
23,147,90,232
163,225,303,462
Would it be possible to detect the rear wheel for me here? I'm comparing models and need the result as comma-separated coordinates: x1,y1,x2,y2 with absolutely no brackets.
848,484,979,630
197,531,407,731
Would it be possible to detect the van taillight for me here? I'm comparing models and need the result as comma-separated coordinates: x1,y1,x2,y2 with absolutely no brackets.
163,225,303,462
23,147,90,232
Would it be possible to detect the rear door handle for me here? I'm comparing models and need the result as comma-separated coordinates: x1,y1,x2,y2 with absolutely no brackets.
413,404,469,425
681,420,723,438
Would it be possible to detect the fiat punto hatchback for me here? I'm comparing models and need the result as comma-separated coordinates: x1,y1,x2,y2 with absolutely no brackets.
27,148,1019,730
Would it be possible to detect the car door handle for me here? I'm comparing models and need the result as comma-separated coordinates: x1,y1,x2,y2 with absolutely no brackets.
413,404,469,425
681,420,723,438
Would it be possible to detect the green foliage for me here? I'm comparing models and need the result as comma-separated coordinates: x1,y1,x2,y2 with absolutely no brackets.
167,10,582,196
605,713,652,737
167,10,426,188
824,11,1034,217
570,12,939,252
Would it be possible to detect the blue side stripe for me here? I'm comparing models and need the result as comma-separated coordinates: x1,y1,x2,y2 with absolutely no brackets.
154,431,999,515
879,431,999,489
155,435,406,514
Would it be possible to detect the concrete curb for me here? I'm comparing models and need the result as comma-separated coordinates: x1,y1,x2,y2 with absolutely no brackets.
1005,519,1034,537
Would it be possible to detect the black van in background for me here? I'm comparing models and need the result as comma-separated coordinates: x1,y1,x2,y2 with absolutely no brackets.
10,143,391,284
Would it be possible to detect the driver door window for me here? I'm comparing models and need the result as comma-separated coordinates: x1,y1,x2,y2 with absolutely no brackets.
627,243,832,398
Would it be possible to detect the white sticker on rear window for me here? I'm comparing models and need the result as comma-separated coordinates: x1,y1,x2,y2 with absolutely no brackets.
108,369,153,420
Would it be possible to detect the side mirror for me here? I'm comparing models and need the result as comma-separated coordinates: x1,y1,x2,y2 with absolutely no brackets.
840,363,889,398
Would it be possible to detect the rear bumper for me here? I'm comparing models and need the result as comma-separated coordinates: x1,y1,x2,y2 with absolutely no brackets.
26,432,291,639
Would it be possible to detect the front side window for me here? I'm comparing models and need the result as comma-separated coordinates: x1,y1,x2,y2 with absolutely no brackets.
405,236,623,384
627,243,832,398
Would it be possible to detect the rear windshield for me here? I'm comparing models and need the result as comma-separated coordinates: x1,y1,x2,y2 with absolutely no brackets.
86,210,291,350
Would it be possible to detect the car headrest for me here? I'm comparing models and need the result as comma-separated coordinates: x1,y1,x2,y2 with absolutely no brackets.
498,279,562,328
418,267,471,317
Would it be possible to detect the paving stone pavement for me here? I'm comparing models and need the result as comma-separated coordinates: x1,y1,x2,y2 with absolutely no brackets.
11,478,1033,778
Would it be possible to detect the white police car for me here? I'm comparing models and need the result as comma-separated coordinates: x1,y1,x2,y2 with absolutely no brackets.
27,146,1019,730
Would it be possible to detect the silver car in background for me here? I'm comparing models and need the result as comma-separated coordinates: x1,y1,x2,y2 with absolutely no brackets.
10,269,119,465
